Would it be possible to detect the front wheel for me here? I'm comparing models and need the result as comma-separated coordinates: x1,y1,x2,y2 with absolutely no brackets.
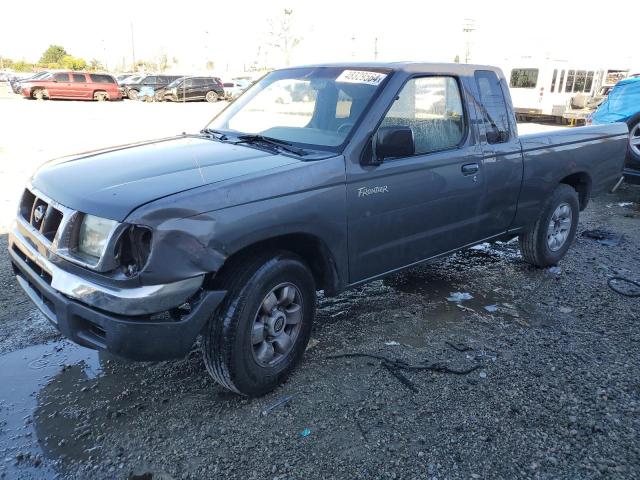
519,184,579,267
127,89,139,100
202,251,316,396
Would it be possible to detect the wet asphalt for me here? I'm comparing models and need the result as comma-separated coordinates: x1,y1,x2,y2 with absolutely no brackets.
0,184,639,480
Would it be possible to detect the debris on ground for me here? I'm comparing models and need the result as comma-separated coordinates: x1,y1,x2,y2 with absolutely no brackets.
582,229,624,246
300,428,311,438
607,276,640,298
446,292,473,302
445,341,473,352
261,395,294,416
547,266,562,275
484,304,499,313
384,341,400,346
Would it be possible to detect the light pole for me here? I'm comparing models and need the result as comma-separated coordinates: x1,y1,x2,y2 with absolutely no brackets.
462,19,475,64
130,22,136,70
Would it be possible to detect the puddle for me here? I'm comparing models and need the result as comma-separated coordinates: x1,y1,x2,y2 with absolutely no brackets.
0,341,106,479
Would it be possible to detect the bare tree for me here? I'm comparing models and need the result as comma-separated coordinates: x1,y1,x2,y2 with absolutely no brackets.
266,9,301,67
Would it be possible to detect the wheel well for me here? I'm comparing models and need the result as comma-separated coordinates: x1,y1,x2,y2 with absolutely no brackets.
560,172,591,210
212,234,341,295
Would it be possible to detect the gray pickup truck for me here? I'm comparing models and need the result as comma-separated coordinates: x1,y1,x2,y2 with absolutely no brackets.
9,63,628,396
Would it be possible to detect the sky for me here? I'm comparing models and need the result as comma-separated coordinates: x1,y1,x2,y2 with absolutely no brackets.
1,0,638,76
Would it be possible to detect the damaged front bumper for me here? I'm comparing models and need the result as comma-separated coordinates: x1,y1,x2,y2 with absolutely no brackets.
9,222,226,361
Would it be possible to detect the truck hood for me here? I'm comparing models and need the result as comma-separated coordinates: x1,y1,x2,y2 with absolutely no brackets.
31,136,299,221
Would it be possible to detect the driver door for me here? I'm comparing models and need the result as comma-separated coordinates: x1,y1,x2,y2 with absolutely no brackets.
346,76,487,282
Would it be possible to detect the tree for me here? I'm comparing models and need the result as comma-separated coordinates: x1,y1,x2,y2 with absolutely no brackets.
453,55,460,63
60,55,87,70
89,59,104,71
39,45,67,65
13,60,33,72
266,9,301,67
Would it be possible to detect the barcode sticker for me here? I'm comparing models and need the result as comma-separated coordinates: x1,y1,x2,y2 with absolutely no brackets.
336,70,387,86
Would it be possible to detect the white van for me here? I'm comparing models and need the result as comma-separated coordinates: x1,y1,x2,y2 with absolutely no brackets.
505,61,629,122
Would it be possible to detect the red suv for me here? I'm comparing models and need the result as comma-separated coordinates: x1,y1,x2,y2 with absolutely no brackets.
21,71,122,101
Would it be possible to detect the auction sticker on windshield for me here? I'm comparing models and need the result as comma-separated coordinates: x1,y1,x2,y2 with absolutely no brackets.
336,70,387,86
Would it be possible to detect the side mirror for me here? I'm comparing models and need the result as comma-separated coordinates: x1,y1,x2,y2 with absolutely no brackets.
373,126,415,163
486,129,509,144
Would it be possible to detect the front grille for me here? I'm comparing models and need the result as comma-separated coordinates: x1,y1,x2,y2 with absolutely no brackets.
19,189,64,242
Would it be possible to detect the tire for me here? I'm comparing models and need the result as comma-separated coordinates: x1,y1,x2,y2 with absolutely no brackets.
625,114,640,164
202,251,316,396
93,91,109,101
128,89,139,100
205,90,219,103
32,88,45,100
519,184,579,267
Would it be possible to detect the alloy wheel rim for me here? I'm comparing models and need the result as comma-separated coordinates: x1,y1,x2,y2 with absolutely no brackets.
547,202,572,251
629,124,640,157
251,283,303,367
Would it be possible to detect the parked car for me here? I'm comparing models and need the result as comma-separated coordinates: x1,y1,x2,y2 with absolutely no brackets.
589,76,640,184
122,75,182,100
10,71,50,94
157,76,225,102
9,62,628,396
20,72,121,101
116,73,136,84
222,79,251,99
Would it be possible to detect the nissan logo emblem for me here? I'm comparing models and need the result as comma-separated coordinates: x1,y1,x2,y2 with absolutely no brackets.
33,205,46,225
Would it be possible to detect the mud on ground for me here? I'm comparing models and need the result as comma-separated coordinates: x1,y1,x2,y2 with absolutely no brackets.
1,185,639,480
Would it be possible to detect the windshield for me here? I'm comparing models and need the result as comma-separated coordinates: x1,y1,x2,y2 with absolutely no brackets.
207,66,390,151
167,77,185,88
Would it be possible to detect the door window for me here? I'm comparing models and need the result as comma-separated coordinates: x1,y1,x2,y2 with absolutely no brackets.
474,70,511,144
72,74,86,83
192,78,206,87
183,78,194,88
550,69,558,92
142,76,156,85
54,73,70,82
509,69,538,88
378,76,465,155
565,70,575,92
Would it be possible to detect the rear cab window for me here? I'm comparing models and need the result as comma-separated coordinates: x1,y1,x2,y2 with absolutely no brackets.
474,70,511,143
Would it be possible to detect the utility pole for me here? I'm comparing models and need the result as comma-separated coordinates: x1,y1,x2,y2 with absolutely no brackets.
374,37,379,60
130,22,136,70
462,18,475,64
351,35,356,58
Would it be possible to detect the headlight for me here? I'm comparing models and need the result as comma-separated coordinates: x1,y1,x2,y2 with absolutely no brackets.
78,214,118,259
171,87,177,95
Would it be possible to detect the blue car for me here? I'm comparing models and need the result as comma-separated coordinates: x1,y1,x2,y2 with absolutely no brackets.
591,76,640,184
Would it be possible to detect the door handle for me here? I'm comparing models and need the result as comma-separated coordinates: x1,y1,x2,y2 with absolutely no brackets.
461,163,479,176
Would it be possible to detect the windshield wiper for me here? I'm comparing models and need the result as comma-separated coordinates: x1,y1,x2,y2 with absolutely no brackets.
235,134,308,156
200,128,229,141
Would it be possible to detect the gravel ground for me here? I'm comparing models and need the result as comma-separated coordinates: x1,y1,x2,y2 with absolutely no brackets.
1,95,639,479
1,184,639,480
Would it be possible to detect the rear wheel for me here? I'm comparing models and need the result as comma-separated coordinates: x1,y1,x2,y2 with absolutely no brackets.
519,184,579,267
626,114,640,164
202,251,316,396
205,91,219,103
93,91,109,101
